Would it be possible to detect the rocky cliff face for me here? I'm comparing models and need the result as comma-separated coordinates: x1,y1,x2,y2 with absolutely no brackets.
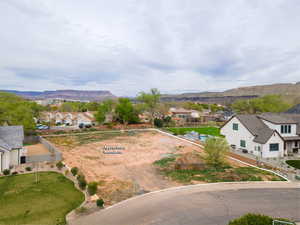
2,90,116,101
161,82,300,104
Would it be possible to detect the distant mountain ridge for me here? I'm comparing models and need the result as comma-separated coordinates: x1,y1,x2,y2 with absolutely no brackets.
163,82,300,98
161,82,300,104
1,90,116,101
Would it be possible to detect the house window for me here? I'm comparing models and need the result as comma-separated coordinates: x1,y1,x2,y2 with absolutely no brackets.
240,140,246,148
233,123,239,131
270,143,279,151
281,125,291,134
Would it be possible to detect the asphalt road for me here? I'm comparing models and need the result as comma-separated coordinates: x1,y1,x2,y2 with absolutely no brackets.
71,182,300,225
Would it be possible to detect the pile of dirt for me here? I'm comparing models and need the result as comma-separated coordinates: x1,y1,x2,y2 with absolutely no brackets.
174,152,206,170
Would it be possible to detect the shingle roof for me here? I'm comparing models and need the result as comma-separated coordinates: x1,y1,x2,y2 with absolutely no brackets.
0,126,24,151
258,113,296,124
236,115,274,144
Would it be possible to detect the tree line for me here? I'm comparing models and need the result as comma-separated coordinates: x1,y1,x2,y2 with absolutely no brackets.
0,92,45,134
231,95,292,114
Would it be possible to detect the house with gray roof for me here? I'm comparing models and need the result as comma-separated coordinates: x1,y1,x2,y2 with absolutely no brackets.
221,113,300,158
0,126,25,172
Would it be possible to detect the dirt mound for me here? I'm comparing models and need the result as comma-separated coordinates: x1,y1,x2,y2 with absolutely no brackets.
174,152,206,170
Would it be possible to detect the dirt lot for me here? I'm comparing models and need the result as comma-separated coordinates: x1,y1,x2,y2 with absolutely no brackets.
26,144,50,156
48,132,200,187
46,131,246,204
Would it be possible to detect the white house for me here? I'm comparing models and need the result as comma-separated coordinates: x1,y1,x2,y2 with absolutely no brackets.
0,126,25,172
221,113,300,158
40,111,96,127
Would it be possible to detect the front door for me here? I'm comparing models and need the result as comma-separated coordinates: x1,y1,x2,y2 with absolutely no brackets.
20,156,26,164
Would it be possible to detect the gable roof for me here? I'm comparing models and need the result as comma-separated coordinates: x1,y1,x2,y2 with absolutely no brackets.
235,115,275,144
0,126,24,151
283,114,300,135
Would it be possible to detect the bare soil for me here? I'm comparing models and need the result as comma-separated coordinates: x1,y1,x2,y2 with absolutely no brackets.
26,144,50,156
47,131,246,205
51,132,199,187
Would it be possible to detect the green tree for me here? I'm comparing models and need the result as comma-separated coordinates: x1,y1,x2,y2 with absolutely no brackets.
95,100,114,124
203,138,230,169
87,182,98,195
86,102,100,111
137,88,161,124
0,92,36,134
183,102,203,111
115,98,139,125
232,95,292,114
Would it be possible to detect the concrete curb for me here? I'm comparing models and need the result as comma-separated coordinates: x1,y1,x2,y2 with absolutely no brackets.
104,181,299,211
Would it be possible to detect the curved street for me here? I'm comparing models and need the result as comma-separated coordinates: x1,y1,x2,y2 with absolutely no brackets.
70,182,300,225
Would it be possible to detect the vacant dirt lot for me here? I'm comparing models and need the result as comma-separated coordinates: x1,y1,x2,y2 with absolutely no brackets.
26,144,50,156
46,131,246,204
48,131,200,188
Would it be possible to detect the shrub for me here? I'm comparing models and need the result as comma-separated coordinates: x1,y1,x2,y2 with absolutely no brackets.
77,174,87,190
56,161,64,170
154,118,163,128
12,171,18,175
228,213,294,225
3,169,10,175
203,138,230,169
25,167,32,171
87,182,98,195
96,199,104,208
71,167,79,176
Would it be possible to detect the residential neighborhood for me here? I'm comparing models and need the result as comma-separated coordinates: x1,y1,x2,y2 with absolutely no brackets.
39,111,96,128
1,1,300,225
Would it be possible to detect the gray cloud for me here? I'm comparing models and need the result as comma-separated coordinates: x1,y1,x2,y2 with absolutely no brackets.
0,0,299,96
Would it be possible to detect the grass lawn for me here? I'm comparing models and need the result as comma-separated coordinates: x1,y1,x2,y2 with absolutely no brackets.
167,126,221,136
154,157,285,183
0,172,84,225
286,160,300,169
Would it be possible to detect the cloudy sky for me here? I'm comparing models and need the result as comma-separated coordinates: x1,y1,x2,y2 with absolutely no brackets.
0,0,299,96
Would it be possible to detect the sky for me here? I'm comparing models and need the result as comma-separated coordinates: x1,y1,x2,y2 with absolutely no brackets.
0,0,299,96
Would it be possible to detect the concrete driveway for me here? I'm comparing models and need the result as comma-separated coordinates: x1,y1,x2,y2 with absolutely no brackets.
70,182,300,225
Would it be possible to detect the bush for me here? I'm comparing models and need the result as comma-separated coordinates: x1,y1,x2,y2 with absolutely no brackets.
25,167,32,171
56,161,64,170
77,174,87,190
12,171,18,175
154,118,164,128
3,169,10,175
71,167,79,176
228,213,294,225
87,182,98,195
96,199,104,208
